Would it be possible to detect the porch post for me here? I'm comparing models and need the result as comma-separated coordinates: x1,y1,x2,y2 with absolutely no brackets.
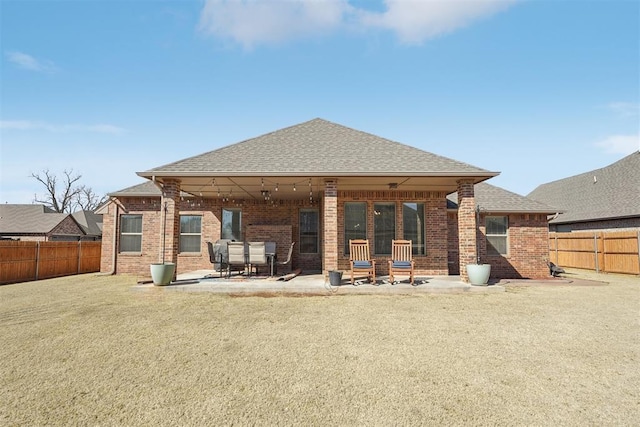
457,179,476,283
161,179,181,277
323,179,338,274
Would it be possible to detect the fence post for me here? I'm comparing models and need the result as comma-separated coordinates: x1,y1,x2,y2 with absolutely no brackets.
637,231,640,275
594,233,599,273
555,233,558,264
35,241,40,281
78,241,82,274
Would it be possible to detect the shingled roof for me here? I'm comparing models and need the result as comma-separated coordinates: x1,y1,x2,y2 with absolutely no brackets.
447,182,558,213
0,204,72,234
139,118,495,177
527,151,640,224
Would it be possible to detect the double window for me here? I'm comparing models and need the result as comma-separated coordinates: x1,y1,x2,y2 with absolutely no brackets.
180,215,202,253
120,214,142,252
486,216,508,256
299,209,319,254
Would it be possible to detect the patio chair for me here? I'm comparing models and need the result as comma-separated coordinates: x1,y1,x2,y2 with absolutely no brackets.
208,240,230,277
226,241,247,278
275,242,295,275
349,239,376,285
388,239,415,285
247,242,268,276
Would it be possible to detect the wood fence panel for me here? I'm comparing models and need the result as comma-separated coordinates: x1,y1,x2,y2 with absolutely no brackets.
79,242,102,273
0,241,37,284
549,231,639,275
0,241,102,284
38,242,78,279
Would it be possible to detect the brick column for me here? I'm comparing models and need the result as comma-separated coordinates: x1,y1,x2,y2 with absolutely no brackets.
323,179,338,274
161,179,181,273
457,179,476,283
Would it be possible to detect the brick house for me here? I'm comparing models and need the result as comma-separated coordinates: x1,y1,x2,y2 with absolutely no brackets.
99,119,557,281
0,204,86,241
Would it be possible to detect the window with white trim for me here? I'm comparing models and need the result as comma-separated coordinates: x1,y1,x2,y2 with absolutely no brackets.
486,216,508,256
180,215,202,253
120,214,142,252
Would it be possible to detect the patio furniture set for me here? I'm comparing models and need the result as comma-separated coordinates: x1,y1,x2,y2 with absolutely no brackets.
348,239,415,286
208,240,294,278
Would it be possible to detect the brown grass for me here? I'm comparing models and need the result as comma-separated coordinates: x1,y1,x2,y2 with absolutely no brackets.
1,270,638,426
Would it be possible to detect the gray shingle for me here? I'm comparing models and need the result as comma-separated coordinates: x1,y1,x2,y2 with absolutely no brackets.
0,204,70,234
527,151,640,223
141,118,494,176
448,182,558,213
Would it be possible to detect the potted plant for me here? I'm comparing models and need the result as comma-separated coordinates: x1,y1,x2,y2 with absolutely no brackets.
466,205,491,286
150,201,175,286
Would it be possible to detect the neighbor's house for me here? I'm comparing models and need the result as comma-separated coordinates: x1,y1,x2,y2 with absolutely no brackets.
0,204,86,241
528,151,640,232
98,118,557,282
71,210,103,241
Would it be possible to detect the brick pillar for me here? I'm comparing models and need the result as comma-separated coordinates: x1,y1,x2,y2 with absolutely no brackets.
457,179,476,283
161,179,181,274
323,179,338,274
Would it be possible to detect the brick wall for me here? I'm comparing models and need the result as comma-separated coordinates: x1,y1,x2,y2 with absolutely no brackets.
447,211,550,279
456,180,476,282
101,196,322,277
50,215,85,239
337,190,449,276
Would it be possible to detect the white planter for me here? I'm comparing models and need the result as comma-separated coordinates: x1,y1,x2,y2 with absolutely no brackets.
150,262,176,286
466,264,491,286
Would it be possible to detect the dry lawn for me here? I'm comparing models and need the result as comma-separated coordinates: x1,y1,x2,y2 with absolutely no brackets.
1,270,638,426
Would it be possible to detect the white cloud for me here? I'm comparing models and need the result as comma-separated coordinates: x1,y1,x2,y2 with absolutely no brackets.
0,120,126,134
198,0,519,48
6,51,57,72
359,0,517,44
594,134,640,155
198,0,351,49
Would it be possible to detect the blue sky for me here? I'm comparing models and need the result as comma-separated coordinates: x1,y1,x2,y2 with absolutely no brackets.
1,0,638,205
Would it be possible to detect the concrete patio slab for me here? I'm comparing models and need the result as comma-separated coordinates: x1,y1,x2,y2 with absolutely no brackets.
133,269,507,295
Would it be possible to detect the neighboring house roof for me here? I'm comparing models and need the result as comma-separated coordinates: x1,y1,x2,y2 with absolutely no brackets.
71,210,103,236
0,204,75,234
527,151,640,224
447,182,558,214
140,118,496,176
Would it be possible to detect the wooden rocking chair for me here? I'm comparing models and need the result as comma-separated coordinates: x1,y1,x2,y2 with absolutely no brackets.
349,239,376,285
388,239,415,285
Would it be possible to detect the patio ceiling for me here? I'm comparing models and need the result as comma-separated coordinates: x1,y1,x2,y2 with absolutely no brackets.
147,174,495,202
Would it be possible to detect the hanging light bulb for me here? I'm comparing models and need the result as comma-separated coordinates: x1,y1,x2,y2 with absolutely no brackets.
293,183,296,191
275,183,279,192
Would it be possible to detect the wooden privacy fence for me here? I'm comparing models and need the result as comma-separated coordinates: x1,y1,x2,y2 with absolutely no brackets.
549,231,640,275
0,241,102,285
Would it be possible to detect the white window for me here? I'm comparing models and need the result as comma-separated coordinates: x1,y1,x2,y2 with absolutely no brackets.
180,215,202,253
120,214,142,252
486,216,508,256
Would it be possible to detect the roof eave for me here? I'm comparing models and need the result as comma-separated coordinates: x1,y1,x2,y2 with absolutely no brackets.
137,171,500,179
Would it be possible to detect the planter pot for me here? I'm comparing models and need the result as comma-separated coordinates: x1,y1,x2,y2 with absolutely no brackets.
328,270,343,286
150,262,176,286
466,264,491,286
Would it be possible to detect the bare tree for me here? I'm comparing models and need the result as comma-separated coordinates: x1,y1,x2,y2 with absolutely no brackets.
31,169,100,213
76,185,107,211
